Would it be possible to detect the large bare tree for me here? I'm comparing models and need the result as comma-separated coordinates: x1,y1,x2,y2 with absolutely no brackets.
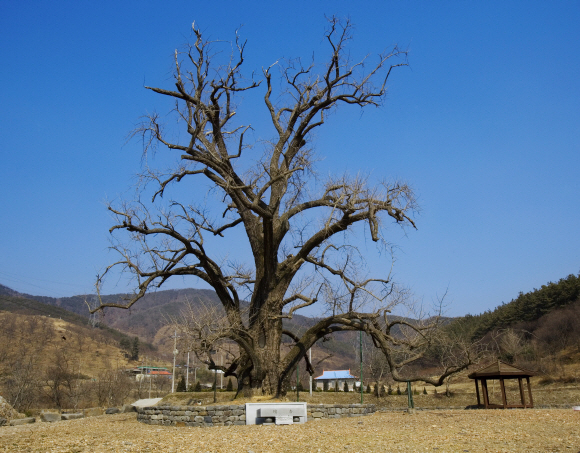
94,18,473,396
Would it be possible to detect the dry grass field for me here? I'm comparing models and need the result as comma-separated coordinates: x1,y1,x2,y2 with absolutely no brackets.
1,409,579,452
157,371,580,410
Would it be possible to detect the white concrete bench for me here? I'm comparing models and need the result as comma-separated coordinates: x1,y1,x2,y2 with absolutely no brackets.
245,403,307,425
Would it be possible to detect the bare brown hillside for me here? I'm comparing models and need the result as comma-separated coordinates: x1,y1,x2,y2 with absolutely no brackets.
0,311,170,412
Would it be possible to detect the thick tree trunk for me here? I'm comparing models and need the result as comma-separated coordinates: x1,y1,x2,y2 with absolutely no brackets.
235,310,285,396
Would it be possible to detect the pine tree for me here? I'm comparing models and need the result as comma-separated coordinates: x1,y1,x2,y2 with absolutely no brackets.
423,387,427,395
176,375,186,392
119,337,131,352
366,383,371,393
226,378,233,391
194,381,202,392
323,381,329,392
130,337,140,361
343,381,349,392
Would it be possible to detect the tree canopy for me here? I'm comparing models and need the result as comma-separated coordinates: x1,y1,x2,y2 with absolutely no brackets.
93,18,474,396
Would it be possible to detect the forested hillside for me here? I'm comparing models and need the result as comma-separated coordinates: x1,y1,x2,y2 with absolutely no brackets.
443,274,580,375
452,274,580,340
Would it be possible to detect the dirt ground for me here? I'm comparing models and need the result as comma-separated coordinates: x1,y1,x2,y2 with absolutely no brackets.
1,409,579,453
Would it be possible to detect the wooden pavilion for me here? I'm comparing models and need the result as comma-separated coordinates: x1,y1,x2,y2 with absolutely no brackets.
468,361,536,409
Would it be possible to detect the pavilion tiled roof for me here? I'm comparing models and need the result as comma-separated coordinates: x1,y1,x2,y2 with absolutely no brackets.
468,360,536,379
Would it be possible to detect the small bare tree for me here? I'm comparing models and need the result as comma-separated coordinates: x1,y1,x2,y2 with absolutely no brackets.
3,350,40,412
92,370,133,407
94,17,475,395
363,339,390,397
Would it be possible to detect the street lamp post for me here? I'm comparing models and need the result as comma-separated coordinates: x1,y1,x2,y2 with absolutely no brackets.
210,349,217,403
171,330,178,393
309,348,312,397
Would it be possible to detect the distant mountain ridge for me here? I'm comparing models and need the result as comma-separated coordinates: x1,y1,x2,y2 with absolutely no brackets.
0,283,362,369
0,288,158,358
3,272,580,378
0,283,324,339
0,284,223,342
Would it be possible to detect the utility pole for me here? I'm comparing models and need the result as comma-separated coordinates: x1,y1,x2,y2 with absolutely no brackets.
296,361,300,402
148,356,151,399
213,368,217,403
171,330,178,393
360,330,363,404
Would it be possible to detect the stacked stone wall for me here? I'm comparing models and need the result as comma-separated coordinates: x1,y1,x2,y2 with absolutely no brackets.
307,403,376,420
137,405,246,427
137,403,376,427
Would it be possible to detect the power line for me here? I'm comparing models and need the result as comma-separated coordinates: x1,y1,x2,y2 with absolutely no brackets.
0,270,92,289
0,272,93,298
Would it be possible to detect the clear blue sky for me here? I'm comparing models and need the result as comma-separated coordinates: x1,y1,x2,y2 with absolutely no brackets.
1,0,578,316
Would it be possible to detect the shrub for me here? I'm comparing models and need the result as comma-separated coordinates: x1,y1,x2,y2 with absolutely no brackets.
226,378,233,392
343,381,349,392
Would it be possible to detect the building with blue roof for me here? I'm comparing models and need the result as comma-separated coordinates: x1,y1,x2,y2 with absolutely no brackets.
314,369,359,391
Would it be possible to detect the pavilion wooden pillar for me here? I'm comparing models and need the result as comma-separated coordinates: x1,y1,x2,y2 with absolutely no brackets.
526,377,534,408
481,378,490,409
499,378,508,408
474,379,481,406
518,377,526,407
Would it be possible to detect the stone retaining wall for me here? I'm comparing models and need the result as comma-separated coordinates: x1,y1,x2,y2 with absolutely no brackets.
136,403,376,427
137,405,246,427
308,404,376,420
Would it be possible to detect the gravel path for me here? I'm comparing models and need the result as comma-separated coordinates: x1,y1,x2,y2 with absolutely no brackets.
1,409,579,452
